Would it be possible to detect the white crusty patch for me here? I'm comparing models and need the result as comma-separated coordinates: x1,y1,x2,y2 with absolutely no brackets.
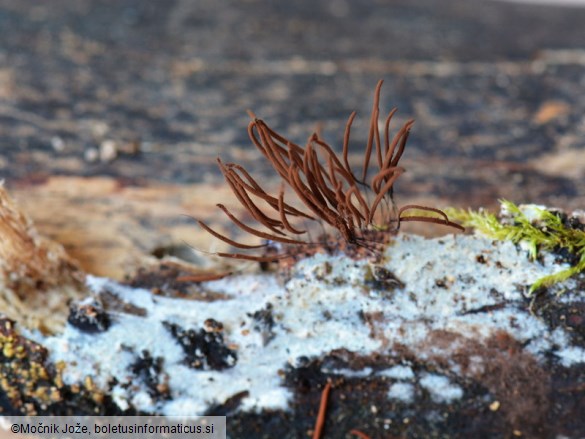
419,373,464,403
27,232,584,415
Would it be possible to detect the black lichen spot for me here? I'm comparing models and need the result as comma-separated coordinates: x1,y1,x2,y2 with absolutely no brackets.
365,265,405,292
163,321,237,371
435,278,448,289
203,318,224,332
67,301,110,333
476,254,487,264
129,350,170,401
247,303,275,346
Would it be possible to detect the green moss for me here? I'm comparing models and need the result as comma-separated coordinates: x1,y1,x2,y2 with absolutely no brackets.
446,200,585,293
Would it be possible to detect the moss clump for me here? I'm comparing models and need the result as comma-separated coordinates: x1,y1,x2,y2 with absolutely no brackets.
447,200,585,293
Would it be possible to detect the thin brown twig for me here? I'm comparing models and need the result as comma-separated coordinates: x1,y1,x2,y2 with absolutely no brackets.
348,430,373,439
215,252,290,262
176,272,232,283
312,380,332,439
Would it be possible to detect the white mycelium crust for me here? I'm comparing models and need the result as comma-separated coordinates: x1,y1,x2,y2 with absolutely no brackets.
29,230,584,415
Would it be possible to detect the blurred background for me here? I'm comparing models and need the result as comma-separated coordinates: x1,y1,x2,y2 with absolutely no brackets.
1,0,585,277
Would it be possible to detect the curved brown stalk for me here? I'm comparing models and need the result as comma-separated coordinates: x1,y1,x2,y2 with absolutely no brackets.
371,165,404,195
309,146,338,208
288,164,337,227
226,163,314,220
362,79,384,181
224,167,281,212
254,123,292,180
301,140,329,208
398,214,466,231
222,170,287,236
383,107,398,158
343,111,358,180
327,154,340,191
383,119,415,170
346,185,370,223
261,121,306,157
399,204,450,221
398,205,465,231
313,136,357,187
342,191,363,229
368,168,405,223
278,185,306,235
216,204,306,245
197,219,267,249
219,160,295,233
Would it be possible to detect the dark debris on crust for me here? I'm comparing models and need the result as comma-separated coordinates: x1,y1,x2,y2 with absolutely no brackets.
552,245,582,267
125,264,195,297
550,210,585,232
247,303,276,346
205,390,249,416
529,287,585,347
128,350,171,402
546,210,585,267
67,300,111,333
364,265,405,294
99,287,147,317
163,320,237,371
124,263,230,301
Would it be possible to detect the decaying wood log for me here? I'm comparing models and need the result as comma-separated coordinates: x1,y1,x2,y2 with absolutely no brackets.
0,182,86,333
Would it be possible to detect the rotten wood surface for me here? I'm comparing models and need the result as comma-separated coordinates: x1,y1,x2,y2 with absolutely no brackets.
1,0,585,278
